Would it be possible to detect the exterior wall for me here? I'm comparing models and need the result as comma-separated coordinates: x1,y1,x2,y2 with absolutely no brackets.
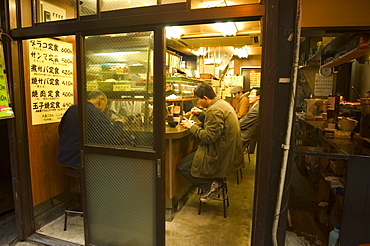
302,0,370,27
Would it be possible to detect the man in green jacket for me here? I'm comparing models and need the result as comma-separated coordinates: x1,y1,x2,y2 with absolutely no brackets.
179,83,245,202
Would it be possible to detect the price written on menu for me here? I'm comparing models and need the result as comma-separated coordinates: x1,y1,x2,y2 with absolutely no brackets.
29,38,74,125
314,73,333,97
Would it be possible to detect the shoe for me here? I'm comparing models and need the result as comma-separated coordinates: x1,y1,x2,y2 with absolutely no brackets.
199,180,222,203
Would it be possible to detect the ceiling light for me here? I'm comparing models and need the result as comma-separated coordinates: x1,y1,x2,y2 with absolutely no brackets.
233,46,249,58
165,26,183,39
192,47,207,56
214,22,238,36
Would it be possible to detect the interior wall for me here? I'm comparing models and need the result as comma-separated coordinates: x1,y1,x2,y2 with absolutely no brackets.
351,61,370,99
301,0,370,27
23,37,78,206
234,56,261,75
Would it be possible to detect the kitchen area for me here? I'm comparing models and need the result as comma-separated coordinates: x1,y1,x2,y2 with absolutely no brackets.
292,32,370,245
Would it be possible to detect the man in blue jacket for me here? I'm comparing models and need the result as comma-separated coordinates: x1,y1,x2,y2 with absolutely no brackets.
58,90,126,167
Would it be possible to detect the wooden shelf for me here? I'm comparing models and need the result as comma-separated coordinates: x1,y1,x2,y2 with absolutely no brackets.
321,46,370,68
166,97,196,102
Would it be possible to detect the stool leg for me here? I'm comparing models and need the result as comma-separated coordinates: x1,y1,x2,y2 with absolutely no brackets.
198,201,203,215
236,170,240,185
64,176,71,231
222,186,227,218
64,212,68,231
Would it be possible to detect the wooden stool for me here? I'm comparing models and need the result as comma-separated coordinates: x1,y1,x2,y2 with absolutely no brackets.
198,177,229,218
63,165,83,231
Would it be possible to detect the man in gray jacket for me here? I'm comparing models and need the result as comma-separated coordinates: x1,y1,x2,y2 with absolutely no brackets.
239,87,260,154
179,83,245,202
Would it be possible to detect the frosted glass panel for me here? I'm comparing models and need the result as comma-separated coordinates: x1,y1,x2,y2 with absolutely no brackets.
191,0,258,9
85,154,156,245
37,0,77,23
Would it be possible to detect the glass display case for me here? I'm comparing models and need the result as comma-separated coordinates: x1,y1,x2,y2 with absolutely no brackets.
165,77,201,114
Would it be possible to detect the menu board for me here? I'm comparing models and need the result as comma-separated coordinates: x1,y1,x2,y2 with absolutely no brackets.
314,73,333,97
29,38,74,125
250,72,261,88
0,42,14,119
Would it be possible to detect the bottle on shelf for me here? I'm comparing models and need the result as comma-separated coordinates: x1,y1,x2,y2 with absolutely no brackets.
328,222,340,246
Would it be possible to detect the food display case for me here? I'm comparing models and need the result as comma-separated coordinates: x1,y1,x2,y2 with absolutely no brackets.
165,77,202,114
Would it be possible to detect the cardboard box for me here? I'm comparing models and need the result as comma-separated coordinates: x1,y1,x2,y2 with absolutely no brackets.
200,73,213,79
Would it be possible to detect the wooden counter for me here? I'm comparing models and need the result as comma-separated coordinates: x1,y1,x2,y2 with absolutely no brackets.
165,124,197,221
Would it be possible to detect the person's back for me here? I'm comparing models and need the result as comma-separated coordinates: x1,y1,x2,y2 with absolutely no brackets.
179,82,244,202
58,104,80,167
190,97,244,178
235,92,250,119
58,90,127,167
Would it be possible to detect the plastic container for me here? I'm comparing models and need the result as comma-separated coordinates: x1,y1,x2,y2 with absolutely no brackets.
328,222,340,246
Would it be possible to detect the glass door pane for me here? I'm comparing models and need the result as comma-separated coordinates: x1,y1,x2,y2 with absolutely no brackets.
83,30,162,245
85,32,154,151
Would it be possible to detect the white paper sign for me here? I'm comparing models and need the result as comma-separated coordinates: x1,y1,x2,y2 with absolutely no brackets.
314,73,333,97
29,38,74,125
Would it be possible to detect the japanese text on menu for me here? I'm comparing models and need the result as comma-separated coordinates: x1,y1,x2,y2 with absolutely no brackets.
29,38,74,125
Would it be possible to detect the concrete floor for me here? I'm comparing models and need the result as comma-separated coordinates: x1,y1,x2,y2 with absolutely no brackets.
14,154,255,246
4,152,320,246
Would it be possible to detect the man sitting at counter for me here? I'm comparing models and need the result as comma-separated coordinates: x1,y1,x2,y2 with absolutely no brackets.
58,90,126,167
178,83,245,202
239,87,260,154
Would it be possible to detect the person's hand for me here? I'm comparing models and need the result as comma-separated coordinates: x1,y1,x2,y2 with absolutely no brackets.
191,107,202,115
181,117,194,129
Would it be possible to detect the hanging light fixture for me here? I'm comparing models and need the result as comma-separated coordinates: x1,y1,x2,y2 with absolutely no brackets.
214,22,238,36
165,26,183,39
191,47,207,56
233,46,249,58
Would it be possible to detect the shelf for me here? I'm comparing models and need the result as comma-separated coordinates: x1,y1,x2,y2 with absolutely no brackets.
166,97,196,102
321,46,370,68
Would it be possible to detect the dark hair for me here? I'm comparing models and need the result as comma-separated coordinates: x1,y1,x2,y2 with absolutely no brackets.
87,90,107,100
251,87,260,96
194,83,216,99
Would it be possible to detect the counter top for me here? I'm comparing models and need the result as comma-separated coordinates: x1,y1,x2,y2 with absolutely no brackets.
165,124,190,139
296,114,370,157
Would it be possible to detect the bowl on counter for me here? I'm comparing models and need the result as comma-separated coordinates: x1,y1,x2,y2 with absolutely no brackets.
168,121,178,127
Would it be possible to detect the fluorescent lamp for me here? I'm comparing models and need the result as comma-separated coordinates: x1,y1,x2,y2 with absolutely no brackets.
94,51,139,56
165,26,183,39
192,47,207,56
233,46,249,58
214,22,238,36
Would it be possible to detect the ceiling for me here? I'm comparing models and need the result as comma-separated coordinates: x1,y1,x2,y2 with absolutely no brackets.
166,21,262,57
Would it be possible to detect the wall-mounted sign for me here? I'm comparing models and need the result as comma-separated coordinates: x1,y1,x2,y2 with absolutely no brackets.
314,73,333,97
29,38,74,125
0,41,14,120
40,1,66,22
250,72,261,88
